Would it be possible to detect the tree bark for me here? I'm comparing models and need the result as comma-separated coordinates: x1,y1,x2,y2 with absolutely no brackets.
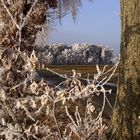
112,0,140,140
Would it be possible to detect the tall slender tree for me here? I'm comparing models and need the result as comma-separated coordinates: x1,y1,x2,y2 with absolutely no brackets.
112,0,140,139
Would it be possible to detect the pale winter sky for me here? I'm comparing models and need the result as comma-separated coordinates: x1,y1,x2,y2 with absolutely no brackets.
48,0,121,55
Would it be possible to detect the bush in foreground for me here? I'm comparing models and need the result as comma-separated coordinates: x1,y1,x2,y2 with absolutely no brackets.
0,48,118,140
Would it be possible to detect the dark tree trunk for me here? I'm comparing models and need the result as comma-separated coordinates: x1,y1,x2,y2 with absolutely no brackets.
112,0,140,140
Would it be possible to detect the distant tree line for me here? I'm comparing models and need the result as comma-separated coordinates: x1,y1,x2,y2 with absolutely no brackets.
37,43,114,65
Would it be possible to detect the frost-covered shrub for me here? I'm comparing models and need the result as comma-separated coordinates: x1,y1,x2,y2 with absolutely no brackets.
0,48,119,140
101,47,113,64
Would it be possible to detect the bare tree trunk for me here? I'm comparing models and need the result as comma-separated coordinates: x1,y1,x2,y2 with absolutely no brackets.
112,0,140,140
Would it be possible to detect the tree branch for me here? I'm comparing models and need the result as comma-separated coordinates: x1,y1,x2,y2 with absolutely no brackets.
1,0,20,29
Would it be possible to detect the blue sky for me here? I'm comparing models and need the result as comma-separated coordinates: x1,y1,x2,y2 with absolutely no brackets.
48,0,121,55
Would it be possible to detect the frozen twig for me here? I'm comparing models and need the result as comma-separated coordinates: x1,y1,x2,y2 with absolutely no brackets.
52,101,62,140
21,0,39,29
1,0,20,29
102,60,119,85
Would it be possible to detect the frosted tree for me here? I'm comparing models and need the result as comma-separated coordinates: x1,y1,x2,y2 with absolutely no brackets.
0,0,82,51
